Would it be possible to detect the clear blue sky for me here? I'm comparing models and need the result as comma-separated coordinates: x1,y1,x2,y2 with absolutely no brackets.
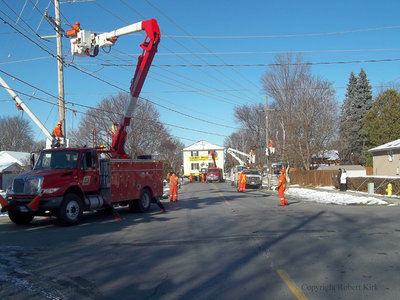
1,0,400,148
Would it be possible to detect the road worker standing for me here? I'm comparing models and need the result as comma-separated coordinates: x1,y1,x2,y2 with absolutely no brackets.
277,169,288,206
201,172,205,183
169,171,180,202
237,171,242,192
239,170,247,192
189,173,193,183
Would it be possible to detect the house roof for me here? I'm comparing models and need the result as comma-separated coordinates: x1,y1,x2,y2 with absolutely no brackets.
0,151,30,172
312,150,339,161
369,139,400,153
183,140,224,151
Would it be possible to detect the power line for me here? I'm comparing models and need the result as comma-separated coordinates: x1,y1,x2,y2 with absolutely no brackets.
0,16,239,130
163,25,400,39
0,69,237,135
144,0,261,104
147,58,400,67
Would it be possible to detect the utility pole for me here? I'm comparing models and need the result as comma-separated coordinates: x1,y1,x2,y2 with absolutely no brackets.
54,0,66,139
265,96,270,190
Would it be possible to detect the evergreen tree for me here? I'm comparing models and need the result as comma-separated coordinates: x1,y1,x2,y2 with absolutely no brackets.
355,69,373,164
339,69,373,165
339,72,357,164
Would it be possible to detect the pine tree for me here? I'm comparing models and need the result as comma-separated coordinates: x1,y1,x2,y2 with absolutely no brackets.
339,69,373,165
353,69,373,164
339,72,357,164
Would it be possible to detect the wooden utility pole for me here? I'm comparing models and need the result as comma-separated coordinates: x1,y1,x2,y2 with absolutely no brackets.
54,0,66,139
265,96,271,189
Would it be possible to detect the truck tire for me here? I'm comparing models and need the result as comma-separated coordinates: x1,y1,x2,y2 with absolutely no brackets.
57,193,83,226
8,210,34,225
129,188,152,213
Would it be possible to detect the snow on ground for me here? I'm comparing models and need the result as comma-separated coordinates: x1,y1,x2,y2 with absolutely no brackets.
286,185,389,205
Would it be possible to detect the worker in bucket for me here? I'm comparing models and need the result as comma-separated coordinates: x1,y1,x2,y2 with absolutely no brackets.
51,121,63,148
169,171,180,202
277,169,288,206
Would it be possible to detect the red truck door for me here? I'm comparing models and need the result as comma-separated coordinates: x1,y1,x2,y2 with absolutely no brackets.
78,149,100,192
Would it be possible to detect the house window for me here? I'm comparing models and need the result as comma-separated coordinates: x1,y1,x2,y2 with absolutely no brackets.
191,163,199,170
191,151,198,157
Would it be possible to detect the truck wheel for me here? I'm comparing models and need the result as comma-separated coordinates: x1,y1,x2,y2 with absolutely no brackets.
57,193,83,225
129,189,152,213
8,210,34,225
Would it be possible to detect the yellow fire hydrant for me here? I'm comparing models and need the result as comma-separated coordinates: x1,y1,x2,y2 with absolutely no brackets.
386,183,392,196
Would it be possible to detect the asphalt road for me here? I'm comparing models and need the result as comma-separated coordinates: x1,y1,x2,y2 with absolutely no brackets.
0,182,399,299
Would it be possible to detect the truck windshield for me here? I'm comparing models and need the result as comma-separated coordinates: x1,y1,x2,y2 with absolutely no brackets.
34,150,80,170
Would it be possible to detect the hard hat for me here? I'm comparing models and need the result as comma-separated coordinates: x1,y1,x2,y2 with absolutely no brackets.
280,168,286,173
242,170,245,174
57,121,62,125
75,21,80,25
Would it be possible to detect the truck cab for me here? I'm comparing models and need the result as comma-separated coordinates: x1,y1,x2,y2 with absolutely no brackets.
6,148,101,225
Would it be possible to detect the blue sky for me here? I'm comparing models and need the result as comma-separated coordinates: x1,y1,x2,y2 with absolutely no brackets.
1,0,400,148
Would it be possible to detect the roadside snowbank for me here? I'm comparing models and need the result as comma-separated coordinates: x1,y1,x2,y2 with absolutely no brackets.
286,185,389,205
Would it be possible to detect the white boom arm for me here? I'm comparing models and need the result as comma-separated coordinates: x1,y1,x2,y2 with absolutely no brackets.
0,77,53,143
227,148,255,165
70,21,144,57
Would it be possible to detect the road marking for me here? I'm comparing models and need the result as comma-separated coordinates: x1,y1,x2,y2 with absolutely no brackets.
277,269,308,300
211,183,230,204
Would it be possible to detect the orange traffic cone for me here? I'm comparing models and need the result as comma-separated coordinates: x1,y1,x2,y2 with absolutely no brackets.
28,193,42,211
0,194,8,207
0,194,9,211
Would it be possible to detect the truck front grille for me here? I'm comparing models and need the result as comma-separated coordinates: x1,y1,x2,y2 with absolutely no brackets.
13,177,41,195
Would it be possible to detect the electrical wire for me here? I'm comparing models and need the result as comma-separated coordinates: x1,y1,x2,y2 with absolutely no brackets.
144,0,262,101
116,0,260,104
0,69,237,134
163,25,400,39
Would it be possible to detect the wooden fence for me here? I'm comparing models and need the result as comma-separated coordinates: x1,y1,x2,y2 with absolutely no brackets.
289,169,338,187
289,168,400,195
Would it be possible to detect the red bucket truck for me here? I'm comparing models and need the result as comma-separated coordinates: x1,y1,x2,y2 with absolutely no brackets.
0,19,163,225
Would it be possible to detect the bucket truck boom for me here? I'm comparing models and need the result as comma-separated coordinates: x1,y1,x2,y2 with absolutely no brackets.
70,19,160,158
1,19,163,226
0,76,55,148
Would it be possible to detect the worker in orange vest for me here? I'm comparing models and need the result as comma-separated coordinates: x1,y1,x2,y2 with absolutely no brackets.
201,172,205,183
239,170,247,192
169,172,180,201
189,174,193,183
53,121,63,138
51,121,63,148
237,171,242,192
277,169,288,206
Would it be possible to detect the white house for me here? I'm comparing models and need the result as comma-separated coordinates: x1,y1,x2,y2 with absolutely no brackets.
0,151,30,190
182,140,224,177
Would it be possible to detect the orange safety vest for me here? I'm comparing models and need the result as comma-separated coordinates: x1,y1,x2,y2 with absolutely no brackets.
240,174,247,183
277,174,286,190
169,175,180,186
53,125,63,138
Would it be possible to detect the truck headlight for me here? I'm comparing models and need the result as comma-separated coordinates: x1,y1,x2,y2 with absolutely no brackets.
41,188,60,194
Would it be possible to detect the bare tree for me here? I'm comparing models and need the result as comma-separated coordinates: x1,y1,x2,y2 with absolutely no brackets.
261,53,338,170
0,116,39,152
70,93,183,168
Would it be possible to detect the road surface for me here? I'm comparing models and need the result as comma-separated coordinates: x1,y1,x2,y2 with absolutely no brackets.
0,181,399,299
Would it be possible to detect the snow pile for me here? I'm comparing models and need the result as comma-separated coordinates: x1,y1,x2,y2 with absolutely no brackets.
286,186,388,205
